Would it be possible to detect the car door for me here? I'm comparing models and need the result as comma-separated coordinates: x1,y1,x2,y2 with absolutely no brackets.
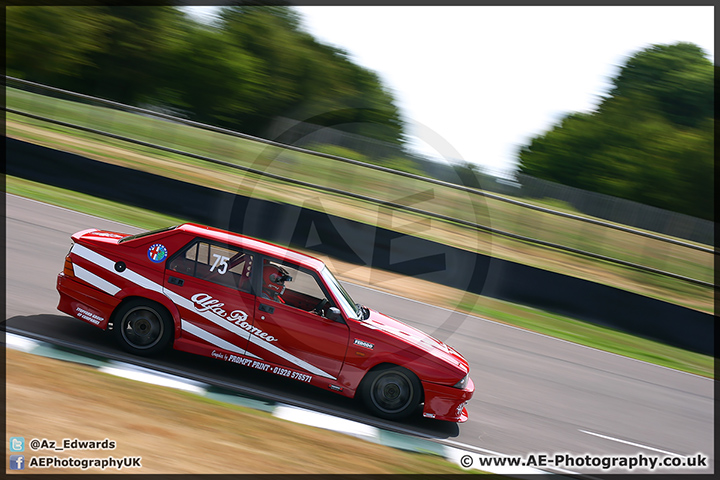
164,239,256,356
249,258,350,381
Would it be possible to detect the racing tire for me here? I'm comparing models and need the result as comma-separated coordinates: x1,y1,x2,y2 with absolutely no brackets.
360,365,422,421
113,299,173,356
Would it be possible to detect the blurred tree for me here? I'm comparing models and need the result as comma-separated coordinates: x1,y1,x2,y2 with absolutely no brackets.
6,7,106,84
218,5,306,122
217,5,405,144
608,43,713,128
7,5,405,148
155,21,266,125
77,6,187,104
518,42,713,220
7,5,187,104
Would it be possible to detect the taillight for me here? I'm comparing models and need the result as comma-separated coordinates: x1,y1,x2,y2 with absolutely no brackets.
63,255,75,277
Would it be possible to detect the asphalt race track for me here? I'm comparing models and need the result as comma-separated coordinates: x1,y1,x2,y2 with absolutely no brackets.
5,194,714,475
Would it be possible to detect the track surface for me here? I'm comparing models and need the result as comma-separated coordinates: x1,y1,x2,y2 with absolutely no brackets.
5,194,714,474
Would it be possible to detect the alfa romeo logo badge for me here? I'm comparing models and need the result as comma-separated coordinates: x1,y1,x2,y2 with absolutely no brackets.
147,244,168,263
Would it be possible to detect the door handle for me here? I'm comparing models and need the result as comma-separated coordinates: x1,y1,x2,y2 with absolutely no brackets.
168,276,184,286
259,303,274,314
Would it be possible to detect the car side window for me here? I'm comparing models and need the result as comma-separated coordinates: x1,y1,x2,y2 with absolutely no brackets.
261,260,333,315
168,241,254,293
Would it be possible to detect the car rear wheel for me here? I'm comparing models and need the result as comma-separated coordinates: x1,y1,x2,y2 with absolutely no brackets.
361,365,422,420
113,300,173,356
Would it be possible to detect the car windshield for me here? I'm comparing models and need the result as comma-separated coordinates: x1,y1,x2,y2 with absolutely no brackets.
320,266,362,321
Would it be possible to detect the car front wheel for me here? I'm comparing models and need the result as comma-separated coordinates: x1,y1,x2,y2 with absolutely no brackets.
113,300,173,356
361,365,422,420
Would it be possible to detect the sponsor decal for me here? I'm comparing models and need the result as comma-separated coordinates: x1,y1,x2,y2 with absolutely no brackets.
75,306,104,325
272,366,312,383
353,338,374,350
210,349,270,369
209,350,312,383
147,244,168,263
191,293,277,342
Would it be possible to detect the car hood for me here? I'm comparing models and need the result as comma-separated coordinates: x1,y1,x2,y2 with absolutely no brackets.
361,308,469,374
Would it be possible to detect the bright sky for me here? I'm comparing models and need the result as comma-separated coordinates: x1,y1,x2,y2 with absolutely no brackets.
187,5,714,176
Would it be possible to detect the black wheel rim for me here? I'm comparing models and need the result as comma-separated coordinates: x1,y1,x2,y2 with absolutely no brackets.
371,370,413,414
121,306,164,349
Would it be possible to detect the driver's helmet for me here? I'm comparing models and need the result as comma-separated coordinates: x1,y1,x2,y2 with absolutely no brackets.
263,263,291,296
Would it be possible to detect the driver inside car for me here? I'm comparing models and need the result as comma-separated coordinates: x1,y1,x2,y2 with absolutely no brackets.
262,262,292,303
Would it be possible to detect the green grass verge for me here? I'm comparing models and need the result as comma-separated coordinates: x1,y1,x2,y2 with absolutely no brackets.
7,175,713,378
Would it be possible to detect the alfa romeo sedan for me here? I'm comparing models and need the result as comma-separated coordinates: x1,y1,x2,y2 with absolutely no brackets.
56,223,474,422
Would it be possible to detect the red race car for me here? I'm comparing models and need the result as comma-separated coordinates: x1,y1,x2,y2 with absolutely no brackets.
56,223,474,422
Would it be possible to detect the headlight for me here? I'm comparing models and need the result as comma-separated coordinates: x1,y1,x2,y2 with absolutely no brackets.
453,373,469,389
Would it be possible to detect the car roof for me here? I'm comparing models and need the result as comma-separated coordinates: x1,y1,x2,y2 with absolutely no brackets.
176,223,326,272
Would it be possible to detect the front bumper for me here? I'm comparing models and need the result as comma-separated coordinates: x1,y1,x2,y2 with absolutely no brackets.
421,376,474,422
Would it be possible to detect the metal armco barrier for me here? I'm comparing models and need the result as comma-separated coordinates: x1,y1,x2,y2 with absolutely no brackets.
6,138,714,356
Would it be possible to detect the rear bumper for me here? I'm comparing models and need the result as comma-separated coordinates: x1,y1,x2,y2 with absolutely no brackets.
56,273,119,330
421,377,474,422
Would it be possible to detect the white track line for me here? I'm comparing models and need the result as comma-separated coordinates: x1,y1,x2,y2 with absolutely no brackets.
580,430,683,456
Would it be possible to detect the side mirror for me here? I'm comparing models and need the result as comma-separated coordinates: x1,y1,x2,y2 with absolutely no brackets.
326,307,344,323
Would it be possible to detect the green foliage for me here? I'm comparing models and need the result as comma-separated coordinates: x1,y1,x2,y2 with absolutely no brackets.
518,43,713,221
6,5,405,147
83,6,188,105
216,6,405,144
6,7,107,81
608,43,713,128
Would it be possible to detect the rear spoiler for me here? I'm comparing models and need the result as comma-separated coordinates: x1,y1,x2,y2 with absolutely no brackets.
71,228,100,242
